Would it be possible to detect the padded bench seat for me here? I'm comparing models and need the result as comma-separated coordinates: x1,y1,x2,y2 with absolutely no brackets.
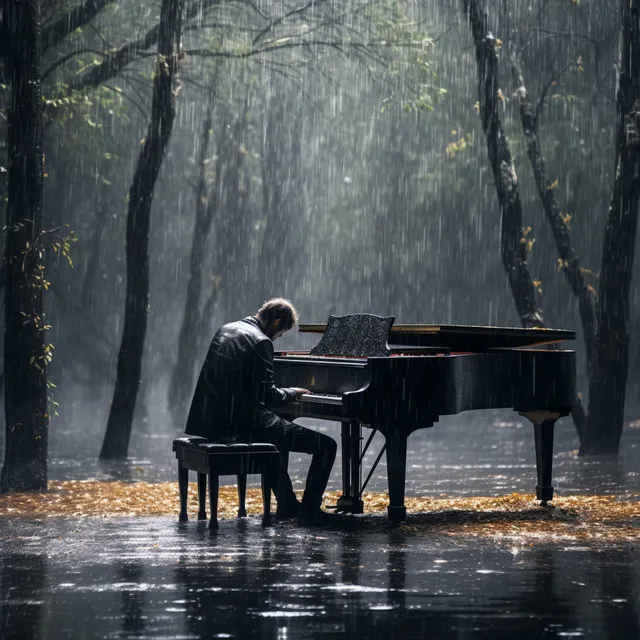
172,436,280,529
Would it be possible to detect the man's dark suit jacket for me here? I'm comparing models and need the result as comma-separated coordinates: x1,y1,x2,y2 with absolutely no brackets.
185,316,297,440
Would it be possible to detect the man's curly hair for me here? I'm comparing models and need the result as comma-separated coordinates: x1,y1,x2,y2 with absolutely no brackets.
256,298,299,332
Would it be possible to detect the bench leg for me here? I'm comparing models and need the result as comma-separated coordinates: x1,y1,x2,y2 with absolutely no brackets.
209,474,219,530
237,473,247,518
197,473,207,520
261,471,272,527
178,464,188,522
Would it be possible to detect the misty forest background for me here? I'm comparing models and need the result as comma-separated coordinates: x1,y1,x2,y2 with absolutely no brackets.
1,0,639,490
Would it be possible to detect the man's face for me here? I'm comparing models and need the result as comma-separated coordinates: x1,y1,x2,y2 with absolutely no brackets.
267,320,287,341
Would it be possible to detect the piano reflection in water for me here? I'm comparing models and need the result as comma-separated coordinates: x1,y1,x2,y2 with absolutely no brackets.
273,314,576,523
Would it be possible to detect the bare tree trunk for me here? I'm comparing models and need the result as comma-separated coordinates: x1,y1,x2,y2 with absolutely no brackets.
41,0,113,53
100,0,182,459
463,0,543,328
1,0,49,492
581,0,640,455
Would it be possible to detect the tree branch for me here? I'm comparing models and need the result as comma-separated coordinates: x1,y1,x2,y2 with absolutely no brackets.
530,27,601,46
69,24,161,92
183,39,418,61
42,0,114,54
252,0,320,46
65,0,390,92
65,4,179,90
66,0,234,91
43,48,108,82
183,21,263,34
511,54,597,375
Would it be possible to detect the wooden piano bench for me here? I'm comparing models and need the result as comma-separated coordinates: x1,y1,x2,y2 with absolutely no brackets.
172,436,280,529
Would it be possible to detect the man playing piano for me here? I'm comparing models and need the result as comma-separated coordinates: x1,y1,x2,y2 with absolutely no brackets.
185,297,338,526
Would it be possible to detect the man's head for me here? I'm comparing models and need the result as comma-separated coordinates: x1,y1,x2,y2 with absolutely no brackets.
256,298,299,340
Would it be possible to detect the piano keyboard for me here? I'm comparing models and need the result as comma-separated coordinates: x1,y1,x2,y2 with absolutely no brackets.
278,392,345,422
300,393,343,406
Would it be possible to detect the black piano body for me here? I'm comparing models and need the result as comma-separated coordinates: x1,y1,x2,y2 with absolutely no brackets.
274,318,577,522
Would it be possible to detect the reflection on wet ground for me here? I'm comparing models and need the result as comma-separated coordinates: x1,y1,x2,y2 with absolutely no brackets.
1,517,639,639
41,409,640,499
1,409,640,638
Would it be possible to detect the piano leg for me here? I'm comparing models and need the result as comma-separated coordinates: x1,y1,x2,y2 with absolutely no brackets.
178,462,189,522
340,420,351,501
350,421,364,513
519,410,560,505
336,420,364,514
385,431,408,523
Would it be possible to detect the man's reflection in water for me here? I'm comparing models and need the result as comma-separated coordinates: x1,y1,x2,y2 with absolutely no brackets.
0,554,46,640
174,522,297,638
118,561,145,637
600,548,640,640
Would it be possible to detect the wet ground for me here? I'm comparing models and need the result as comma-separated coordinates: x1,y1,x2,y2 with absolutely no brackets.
2,409,640,638
1,515,639,639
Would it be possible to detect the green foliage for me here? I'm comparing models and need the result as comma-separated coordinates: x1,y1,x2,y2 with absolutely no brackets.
43,82,129,149
364,1,444,114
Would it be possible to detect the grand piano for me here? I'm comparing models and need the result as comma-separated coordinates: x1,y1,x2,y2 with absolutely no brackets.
274,314,576,522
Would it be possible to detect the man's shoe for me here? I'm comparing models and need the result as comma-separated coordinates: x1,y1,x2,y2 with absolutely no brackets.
275,501,301,520
296,508,331,527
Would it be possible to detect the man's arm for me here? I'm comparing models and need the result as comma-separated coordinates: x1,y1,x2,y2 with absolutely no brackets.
254,339,300,408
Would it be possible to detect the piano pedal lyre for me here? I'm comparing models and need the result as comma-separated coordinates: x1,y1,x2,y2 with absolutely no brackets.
334,422,382,515
334,495,364,514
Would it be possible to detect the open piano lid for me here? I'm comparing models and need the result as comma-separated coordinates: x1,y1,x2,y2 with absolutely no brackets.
298,322,576,351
